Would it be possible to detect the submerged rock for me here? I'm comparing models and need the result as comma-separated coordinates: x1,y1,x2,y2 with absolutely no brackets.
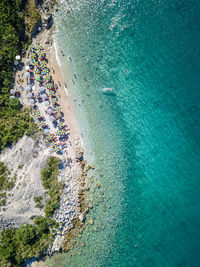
79,214,85,222
96,182,101,188
89,219,94,225
81,241,85,247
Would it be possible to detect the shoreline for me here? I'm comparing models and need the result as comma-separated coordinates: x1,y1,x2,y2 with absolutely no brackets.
3,10,92,267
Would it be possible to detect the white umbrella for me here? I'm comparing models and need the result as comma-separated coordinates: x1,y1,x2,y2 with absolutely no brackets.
47,108,53,114
32,85,36,91
25,66,30,71
10,89,15,94
49,115,54,121
45,101,50,106
16,55,20,60
28,92,32,98
10,96,15,99
44,129,50,134
25,72,30,77
30,99,34,104
42,94,47,100
26,86,31,92
19,86,24,91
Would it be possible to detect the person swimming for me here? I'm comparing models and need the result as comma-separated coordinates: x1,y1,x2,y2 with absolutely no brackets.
102,87,114,92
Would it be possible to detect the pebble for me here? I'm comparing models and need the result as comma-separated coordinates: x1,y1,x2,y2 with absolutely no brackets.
81,241,85,247
89,219,94,225
96,182,101,188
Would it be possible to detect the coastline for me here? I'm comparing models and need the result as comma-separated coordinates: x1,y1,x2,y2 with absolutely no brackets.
0,7,93,266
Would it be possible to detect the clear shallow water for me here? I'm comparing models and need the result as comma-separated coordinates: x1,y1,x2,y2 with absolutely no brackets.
47,0,200,266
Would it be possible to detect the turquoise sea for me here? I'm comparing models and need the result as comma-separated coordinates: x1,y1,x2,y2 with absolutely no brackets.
47,0,200,266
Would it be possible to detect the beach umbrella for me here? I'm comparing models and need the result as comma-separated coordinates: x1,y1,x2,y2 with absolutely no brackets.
34,69,40,75
54,105,61,112
19,86,24,91
56,130,61,136
40,61,47,68
56,112,62,119
28,44,34,50
51,97,58,104
10,89,15,95
34,92,39,97
26,59,30,65
30,99,34,105
46,134,54,141
14,60,18,65
49,91,55,96
45,101,50,106
49,115,54,121
10,96,15,100
31,55,37,62
31,59,36,65
44,75,51,82
43,68,49,74
28,92,32,98
60,129,66,136
44,129,50,134
25,66,30,71
32,85,36,91
42,94,47,100
25,72,30,78
40,120,46,126
38,50,45,58
16,55,20,60
35,111,41,118
57,121,63,128
26,86,31,92
35,76,41,82
33,104,38,110
47,108,53,114
51,142,57,148
56,130,64,136
37,44,43,50
53,147,60,153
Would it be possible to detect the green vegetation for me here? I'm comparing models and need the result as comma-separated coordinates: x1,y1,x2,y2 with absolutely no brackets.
0,219,53,266
41,157,62,217
24,0,40,38
0,157,61,266
0,162,16,206
0,0,39,151
33,195,44,209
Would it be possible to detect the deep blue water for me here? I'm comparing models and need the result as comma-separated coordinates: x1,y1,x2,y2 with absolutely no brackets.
49,0,200,266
